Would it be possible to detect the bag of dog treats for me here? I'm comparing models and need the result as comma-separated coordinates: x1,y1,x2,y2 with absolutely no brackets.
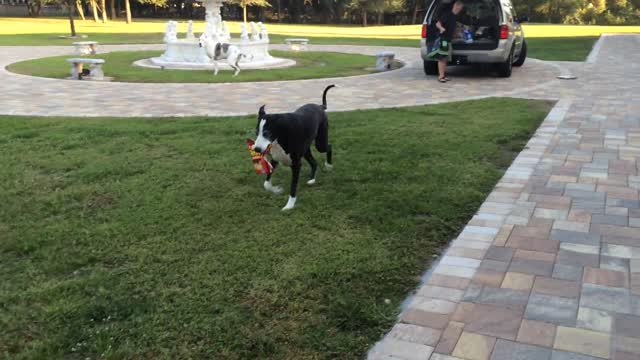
246,139,273,175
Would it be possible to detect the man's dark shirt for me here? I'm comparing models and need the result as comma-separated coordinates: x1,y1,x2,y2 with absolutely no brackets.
438,11,457,41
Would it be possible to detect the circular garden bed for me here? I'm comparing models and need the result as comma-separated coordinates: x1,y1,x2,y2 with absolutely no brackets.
7,50,402,83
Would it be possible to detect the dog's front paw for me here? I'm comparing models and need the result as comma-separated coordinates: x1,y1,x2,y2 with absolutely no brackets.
306,179,316,185
264,181,283,194
281,196,297,211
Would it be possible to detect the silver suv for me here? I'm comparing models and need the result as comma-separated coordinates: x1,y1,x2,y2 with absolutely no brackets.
420,0,527,77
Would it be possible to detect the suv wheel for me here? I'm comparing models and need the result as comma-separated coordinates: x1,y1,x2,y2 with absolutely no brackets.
497,47,514,78
513,40,527,67
423,60,438,76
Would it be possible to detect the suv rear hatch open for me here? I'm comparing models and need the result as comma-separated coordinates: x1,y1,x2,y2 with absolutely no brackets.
427,0,502,51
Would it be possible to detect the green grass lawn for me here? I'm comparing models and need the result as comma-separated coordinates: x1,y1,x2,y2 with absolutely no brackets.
0,98,552,359
525,36,600,61
0,33,604,63
7,50,380,83
0,32,605,62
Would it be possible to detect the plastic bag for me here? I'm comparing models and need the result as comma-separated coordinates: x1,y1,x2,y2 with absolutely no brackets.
428,36,442,54
463,29,473,43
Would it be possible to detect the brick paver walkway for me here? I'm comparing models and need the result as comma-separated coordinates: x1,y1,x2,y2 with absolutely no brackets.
369,34,640,360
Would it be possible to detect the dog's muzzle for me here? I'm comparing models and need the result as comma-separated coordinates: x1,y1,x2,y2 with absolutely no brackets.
252,144,271,154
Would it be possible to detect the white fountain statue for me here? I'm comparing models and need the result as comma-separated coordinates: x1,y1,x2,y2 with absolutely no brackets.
141,0,294,71
250,22,260,42
240,22,249,43
259,22,269,42
163,21,178,43
221,21,230,42
186,20,195,40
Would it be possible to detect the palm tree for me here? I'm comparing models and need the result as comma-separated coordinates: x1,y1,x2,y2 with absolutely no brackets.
100,0,107,22
89,0,99,22
63,0,77,36
125,0,132,23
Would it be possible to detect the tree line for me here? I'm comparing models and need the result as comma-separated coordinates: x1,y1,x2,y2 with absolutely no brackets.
26,0,640,27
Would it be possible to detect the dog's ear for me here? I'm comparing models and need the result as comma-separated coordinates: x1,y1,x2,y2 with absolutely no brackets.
259,105,266,117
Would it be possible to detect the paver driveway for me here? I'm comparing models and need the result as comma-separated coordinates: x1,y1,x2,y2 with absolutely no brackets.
369,34,640,360
1,34,639,360
0,43,568,117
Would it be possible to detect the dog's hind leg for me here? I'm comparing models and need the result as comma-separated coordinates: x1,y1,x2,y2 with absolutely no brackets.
213,60,219,76
264,161,283,194
325,144,333,170
282,158,301,211
303,149,318,185
232,54,243,76
315,116,333,170
228,56,237,76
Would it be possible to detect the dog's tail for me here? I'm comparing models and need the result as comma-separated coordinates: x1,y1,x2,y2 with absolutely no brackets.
322,85,336,110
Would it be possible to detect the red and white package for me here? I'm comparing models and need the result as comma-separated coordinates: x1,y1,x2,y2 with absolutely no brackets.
246,139,273,175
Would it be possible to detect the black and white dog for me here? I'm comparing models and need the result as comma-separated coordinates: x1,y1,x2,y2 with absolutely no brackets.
198,33,245,76
253,85,336,211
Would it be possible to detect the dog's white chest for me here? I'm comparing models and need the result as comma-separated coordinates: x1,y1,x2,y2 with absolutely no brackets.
269,142,291,166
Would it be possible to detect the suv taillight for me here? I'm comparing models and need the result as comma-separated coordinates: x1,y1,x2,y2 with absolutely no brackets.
499,25,509,39
421,24,428,38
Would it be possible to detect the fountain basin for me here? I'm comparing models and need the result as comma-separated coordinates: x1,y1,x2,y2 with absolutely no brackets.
136,39,296,71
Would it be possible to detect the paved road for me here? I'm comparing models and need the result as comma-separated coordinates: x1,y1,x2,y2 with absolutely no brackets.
369,34,640,360
0,43,572,117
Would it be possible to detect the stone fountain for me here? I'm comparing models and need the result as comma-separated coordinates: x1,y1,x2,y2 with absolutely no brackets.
136,0,294,71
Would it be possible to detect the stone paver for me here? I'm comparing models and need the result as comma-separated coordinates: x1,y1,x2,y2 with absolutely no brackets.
554,326,611,359
463,303,523,340
477,287,530,311
552,264,583,281
434,322,464,354
525,293,579,326
407,297,458,315
550,350,602,360
501,272,535,291
532,277,580,298
430,355,465,360
369,338,434,360
614,313,640,338
388,323,442,346
516,319,556,348
490,339,552,360
451,332,496,360
583,267,629,288
576,307,613,333
614,336,640,357
580,283,632,314
400,309,451,329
